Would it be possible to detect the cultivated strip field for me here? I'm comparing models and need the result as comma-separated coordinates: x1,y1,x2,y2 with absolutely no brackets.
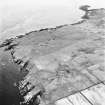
56,83,105,105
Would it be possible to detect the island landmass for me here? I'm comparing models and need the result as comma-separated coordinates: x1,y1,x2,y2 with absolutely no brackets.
0,5,105,105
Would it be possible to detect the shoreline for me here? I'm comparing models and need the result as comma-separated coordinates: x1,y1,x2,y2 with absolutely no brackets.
1,6,104,46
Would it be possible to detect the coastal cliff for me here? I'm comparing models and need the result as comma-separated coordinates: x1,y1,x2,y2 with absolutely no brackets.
0,6,105,105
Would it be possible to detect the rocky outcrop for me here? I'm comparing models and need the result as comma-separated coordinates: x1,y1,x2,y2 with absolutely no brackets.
0,5,105,105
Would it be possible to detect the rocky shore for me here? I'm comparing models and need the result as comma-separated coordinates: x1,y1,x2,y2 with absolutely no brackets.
0,6,105,105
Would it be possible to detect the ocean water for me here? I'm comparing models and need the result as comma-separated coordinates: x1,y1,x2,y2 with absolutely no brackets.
1,0,105,42
0,49,27,105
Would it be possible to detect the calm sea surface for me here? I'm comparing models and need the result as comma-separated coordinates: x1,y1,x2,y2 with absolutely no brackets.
1,1,105,42
0,49,27,105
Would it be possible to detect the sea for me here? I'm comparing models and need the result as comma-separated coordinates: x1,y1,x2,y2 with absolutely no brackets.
1,0,105,42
